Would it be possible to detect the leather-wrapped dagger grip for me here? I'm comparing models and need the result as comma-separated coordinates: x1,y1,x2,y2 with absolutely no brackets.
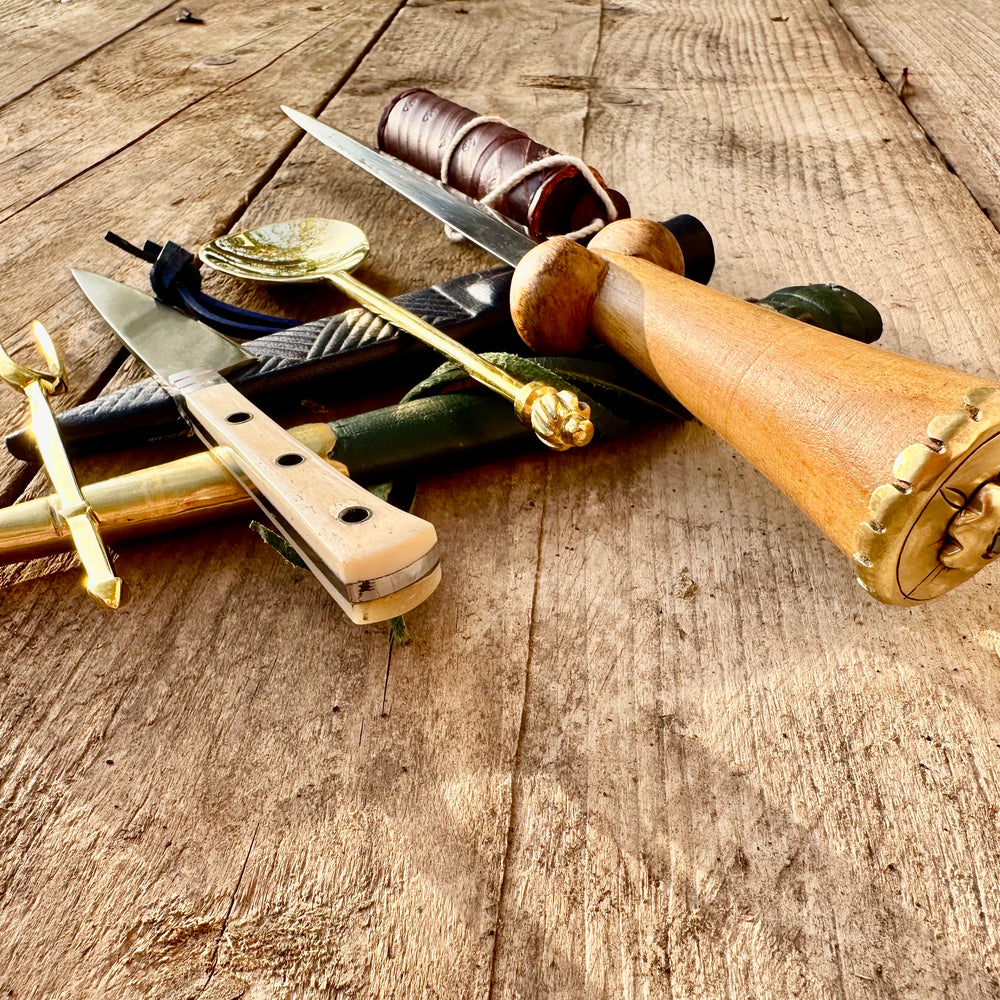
377,88,630,241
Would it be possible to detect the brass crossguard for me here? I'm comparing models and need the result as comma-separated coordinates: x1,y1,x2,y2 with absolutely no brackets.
0,322,124,608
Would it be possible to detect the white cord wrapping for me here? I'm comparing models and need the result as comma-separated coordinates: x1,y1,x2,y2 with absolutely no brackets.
438,114,618,242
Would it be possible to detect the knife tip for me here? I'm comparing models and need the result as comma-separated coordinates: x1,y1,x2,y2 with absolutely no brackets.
70,268,105,297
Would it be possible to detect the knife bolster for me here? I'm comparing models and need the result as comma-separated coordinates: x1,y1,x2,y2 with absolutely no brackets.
163,368,230,395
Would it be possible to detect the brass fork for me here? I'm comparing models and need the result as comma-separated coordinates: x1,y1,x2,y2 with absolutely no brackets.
0,321,124,608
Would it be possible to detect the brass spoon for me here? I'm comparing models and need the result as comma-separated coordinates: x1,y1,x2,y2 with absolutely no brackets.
199,218,593,451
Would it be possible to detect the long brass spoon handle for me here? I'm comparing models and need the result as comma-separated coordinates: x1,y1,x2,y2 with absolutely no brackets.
328,270,594,451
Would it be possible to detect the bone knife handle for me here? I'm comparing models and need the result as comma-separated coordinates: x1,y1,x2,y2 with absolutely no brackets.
181,379,440,622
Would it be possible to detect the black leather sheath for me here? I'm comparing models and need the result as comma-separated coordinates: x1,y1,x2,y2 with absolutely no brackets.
6,265,522,461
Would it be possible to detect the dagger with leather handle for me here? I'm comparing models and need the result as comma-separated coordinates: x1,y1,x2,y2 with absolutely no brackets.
72,269,441,624
282,105,1000,606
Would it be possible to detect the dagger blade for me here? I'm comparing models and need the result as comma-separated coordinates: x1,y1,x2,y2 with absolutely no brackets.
281,106,535,266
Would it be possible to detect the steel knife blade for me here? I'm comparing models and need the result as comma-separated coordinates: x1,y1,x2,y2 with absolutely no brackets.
72,270,441,623
282,106,537,266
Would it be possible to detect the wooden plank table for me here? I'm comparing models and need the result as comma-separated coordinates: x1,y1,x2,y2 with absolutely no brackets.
2,1,1000,997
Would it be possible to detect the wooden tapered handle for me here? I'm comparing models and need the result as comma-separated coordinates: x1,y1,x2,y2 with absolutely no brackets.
510,221,1000,604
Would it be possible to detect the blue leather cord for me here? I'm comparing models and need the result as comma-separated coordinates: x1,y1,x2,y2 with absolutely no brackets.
105,232,296,338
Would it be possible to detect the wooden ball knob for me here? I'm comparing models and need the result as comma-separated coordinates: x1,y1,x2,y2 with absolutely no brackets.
587,217,685,274
510,236,606,355
510,219,686,355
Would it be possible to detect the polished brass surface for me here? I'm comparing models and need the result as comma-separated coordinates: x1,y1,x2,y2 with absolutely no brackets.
199,218,593,450
514,381,594,451
0,322,124,607
853,386,1000,603
0,423,339,563
940,481,1000,571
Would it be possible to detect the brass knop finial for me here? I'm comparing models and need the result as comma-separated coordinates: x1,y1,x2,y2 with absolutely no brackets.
514,381,595,451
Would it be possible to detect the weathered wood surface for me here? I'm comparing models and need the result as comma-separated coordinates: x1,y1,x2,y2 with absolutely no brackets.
0,0,172,105
833,0,1000,224
3,1,1000,998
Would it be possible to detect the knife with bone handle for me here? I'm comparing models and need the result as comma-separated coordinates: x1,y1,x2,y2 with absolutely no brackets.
72,270,440,623
283,105,1000,605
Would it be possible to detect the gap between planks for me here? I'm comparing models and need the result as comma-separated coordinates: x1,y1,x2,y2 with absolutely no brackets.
214,0,412,242
824,0,991,227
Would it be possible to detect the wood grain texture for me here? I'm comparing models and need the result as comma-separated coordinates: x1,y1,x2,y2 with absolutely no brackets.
4,0,1000,998
0,3,558,998
0,0,172,105
833,0,1000,224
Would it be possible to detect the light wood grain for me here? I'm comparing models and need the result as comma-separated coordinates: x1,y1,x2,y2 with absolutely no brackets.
4,0,1000,998
0,2,566,998
0,0,404,224
834,0,1000,224
0,0,172,105
490,0,1000,995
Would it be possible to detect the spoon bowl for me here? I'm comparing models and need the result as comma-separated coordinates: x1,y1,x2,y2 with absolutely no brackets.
201,218,370,284
197,250,307,284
